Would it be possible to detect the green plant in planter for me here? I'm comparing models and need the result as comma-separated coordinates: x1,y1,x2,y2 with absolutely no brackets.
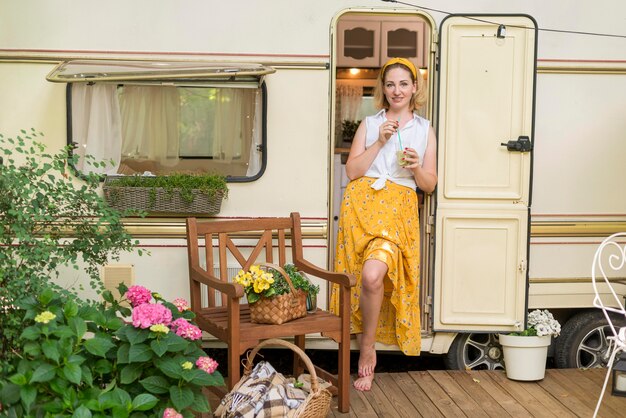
0,129,143,376
0,284,224,417
105,173,228,208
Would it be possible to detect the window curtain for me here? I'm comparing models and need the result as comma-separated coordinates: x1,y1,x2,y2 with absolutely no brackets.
335,81,363,146
119,85,180,168
213,88,256,164
246,89,262,176
71,83,122,175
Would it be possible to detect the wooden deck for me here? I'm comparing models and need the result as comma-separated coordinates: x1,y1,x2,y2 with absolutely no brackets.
207,368,626,417
325,368,626,418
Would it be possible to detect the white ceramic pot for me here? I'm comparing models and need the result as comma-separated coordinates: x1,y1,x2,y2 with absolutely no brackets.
499,334,551,381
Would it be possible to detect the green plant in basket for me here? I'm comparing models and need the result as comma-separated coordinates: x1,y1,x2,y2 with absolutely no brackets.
234,264,319,304
0,284,224,417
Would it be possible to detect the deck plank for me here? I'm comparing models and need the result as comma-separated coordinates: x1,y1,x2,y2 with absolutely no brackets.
473,371,533,417
426,370,488,418
361,374,408,417
375,373,423,417
393,372,446,418
449,370,512,418
551,369,624,418
408,370,466,417
536,371,597,417
486,369,561,417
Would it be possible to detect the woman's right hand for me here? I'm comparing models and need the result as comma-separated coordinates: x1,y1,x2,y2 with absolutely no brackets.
378,119,399,145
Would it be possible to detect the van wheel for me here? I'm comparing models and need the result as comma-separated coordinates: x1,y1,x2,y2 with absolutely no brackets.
444,333,505,370
554,311,625,369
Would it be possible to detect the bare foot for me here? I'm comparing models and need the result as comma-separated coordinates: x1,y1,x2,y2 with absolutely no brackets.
357,344,376,377
354,373,375,391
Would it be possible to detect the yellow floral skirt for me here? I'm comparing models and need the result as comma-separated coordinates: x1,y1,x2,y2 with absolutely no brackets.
330,177,421,355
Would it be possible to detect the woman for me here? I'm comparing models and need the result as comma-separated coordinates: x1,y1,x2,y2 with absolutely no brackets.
330,57,437,391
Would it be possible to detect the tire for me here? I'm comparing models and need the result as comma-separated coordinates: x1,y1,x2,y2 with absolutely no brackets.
444,333,505,370
554,310,626,369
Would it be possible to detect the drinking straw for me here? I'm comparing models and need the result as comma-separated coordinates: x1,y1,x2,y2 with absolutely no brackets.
397,118,403,149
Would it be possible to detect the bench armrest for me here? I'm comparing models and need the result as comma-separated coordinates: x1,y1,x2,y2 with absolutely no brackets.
190,265,245,298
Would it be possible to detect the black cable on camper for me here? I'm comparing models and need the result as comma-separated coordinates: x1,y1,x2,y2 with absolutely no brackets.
381,0,626,39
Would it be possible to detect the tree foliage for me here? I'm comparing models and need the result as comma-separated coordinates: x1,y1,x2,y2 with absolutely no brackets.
0,129,141,375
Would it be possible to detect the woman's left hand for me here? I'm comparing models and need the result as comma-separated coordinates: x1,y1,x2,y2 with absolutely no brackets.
401,147,421,168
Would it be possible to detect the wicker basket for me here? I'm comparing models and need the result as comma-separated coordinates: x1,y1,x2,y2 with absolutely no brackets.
244,339,332,418
102,176,224,214
249,263,307,325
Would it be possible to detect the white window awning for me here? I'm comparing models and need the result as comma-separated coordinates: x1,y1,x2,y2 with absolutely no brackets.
46,60,275,84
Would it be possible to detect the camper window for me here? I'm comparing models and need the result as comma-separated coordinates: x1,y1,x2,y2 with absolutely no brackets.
66,82,266,181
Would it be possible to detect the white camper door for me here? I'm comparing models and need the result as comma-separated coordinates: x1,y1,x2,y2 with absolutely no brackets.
434,16,536,332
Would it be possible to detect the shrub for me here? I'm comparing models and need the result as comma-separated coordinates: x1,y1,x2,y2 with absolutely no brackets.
0,284,223,417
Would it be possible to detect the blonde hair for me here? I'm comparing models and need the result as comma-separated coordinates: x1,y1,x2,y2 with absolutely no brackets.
373,61,427,111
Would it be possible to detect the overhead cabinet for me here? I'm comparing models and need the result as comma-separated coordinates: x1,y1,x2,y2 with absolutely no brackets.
337,17,426,68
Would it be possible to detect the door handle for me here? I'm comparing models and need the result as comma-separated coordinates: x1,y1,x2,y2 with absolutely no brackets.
501,136,532,152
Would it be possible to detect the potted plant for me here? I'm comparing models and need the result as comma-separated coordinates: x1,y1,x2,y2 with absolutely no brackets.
233,264,320,324
499,309,561,381
103,173,228,215
0,284,224,416
341,120,361,143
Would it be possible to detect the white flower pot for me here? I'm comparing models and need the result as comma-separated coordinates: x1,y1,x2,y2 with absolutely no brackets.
499,334,551,381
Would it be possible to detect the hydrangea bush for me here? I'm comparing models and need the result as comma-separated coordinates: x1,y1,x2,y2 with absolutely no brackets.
0,284,223,417
513,309,561,337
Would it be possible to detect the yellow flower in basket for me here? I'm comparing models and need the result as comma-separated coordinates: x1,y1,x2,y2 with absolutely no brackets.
234,265,276,303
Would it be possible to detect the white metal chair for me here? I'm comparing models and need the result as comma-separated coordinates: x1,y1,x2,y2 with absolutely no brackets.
591,232,626,416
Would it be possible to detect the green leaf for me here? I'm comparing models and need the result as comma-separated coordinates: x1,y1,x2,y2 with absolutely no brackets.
131,393,158,411
150,339,168,357
94,358,114,374
0,382,21,404
69,316,87,339
72,405,93,418
192,391,211,413
170,385,194,410
81,364,94,387
106,317,124,331
8,373,27,386
21,326,40,340
42,340,60,363
120,363,143,384
20,385,36,410
126,327,149,345
53,325,75,339
64,300,79,318
84,336,115,357
164,333,189,352
39,288,56,305
139,375,170,394
117,343,130,364
247,292,260,303
154,358,182,379
102,290,115,303
189,369,224,386
128,344,153,363
23,341,42,356
63,362,82,385
30,363,56,383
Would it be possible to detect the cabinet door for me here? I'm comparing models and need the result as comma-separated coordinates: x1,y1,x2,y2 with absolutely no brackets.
381,21,425,68
337,20,380,67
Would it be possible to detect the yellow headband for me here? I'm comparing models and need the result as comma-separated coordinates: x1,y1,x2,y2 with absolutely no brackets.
381,57,417,80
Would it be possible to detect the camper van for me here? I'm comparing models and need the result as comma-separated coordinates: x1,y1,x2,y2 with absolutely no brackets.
1,0,625,372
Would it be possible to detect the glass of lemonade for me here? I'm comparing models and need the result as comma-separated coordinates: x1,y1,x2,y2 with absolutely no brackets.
397,149,408,167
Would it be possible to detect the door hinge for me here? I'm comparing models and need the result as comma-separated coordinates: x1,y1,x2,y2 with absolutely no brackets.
518,259,527,272
426,215,435,234
424,296,433,313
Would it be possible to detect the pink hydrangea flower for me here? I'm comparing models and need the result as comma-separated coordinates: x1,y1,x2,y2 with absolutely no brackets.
132,303,172,329
196,356,219,374
170,318,202,340
125,285,152,307
172,298,190,312
163,408,182,418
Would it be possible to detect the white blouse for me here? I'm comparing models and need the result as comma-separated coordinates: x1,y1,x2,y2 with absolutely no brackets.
363,109,430,190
